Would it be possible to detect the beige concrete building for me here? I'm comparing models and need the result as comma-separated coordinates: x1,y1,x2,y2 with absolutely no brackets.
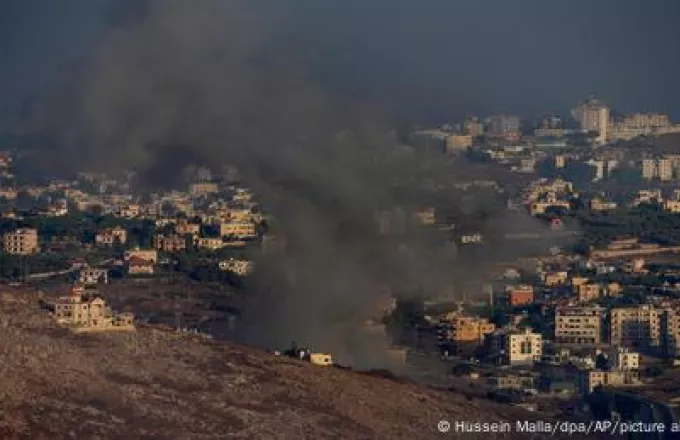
3,228,38,255
127,257,155,275
607,347,640,371
78,268,109,285
571,98,609,144
53,285,134,332
219,258,253,276
487,328,542,366
195,237,225,251
189,182,219,196
661,309,680,358
124,249,158,263
95,227,128,246
544,271,568,286
309,353,333,366
413,207,436,225
555,306,603,344
577,283,601,303
610,305,662,349
445,134,473,152
154,234,187,252
578,369,639,394
664,200,680,213
220,221,257,239
175,220,201,236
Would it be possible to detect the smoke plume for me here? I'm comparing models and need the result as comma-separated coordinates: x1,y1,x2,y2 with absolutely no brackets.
34,0,557,368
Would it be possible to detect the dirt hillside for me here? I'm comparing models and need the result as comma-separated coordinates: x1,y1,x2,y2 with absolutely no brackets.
0,291,574,439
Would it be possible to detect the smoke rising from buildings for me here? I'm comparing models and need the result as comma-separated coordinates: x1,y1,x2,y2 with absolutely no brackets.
30,0,559,368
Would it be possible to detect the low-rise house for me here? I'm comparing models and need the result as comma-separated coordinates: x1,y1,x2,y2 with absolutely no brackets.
95,227,128,246
219,258,253,276
576,283,601,303
607,347,640,371
503,285,534,307
487,373,535,391
413,207,436,225
220,221,258,239
309,353,333,366
124,248,158,264
52,285,134,333
544,271,568,286
195,237,225,251
78,267,109,285
578,369,640,394
175,220,201,236
127,257,155,275
154,234,187,252
118,204,140,218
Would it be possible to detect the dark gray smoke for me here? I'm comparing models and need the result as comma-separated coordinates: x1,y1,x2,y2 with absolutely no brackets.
34,0,557,368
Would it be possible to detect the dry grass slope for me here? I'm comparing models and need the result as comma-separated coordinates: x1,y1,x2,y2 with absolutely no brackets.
0,292,576,439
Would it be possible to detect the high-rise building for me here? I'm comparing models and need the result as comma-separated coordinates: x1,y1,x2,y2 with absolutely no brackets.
571,98,610,145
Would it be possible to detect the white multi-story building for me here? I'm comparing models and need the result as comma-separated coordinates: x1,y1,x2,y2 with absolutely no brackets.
487,328,543,366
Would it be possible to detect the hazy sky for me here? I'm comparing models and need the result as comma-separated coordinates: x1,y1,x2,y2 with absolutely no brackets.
1,0,679,128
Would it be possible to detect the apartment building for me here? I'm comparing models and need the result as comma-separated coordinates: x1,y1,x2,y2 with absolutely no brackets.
661,309,680,358
610,305,662,349
555,306,603,344
2,228,39,255
571,98,609,144
487,328,543,366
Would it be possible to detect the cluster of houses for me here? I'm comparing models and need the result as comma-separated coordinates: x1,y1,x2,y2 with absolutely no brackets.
432,241,680,396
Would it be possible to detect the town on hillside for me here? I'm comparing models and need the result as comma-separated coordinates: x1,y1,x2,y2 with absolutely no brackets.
4,98,680,423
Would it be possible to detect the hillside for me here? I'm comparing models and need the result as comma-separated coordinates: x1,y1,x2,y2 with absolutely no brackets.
0,290,571,440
